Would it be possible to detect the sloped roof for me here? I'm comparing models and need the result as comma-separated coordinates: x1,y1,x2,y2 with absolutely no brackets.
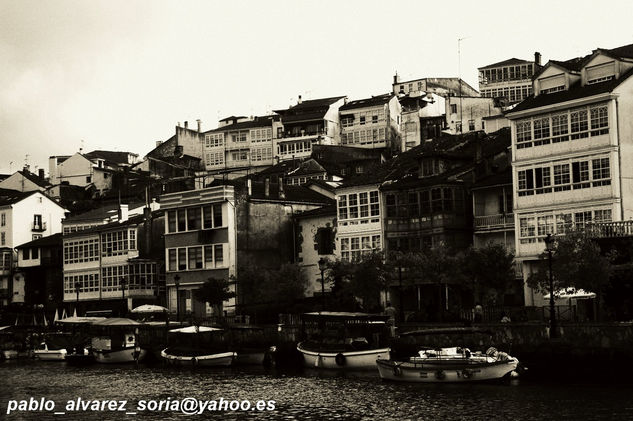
0,190,37,206
274,96,345,121
339,93,394,111
17,170,51,188
207,178,333,205
287,159,326,177
63,201,147,223
478,57,534,70
204,115,278,133
509,67,633,114
84,150,136,165
293,204,337,219
64,210,163,237
605,43,633,59
471,167,512,190
16,233,62,249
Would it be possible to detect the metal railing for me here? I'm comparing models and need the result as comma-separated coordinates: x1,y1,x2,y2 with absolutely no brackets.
586,220,633,238
474,213,514,230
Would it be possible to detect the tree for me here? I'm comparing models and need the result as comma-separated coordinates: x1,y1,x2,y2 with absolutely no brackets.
194,277,236,316
527,230,613,316
462,243,516,305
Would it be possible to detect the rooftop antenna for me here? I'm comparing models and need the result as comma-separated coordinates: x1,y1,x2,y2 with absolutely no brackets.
80,139,85,153
9,161,13,172
24,154,30,171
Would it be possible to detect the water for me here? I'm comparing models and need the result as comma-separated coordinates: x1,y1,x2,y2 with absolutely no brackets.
1,361,633,420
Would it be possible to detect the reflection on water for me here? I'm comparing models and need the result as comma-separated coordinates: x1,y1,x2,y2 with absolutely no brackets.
1,361,632,420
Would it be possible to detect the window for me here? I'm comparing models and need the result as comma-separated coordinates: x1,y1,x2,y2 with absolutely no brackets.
0,232,4,246
556,213,572,234
590,105,609,135
533,117,550,144
359,192,369,218
167,211,177,233
592,157,610,186
516,120,532,146
340,234,381,262
1,213,5,226
187,207,201,231
370,191,379,216
341,116,353,127
206,152,224,166
553,164,571,191
168,249,177,271
537,215,554,236
177,210,186,231
178,248,187,270
431,188,442,212
338,191,379,222
572,161,590,188
574,211,592,229
86,176,91,183
551,113,569,142
594,209,612,223
64,272,99,294
188,246,203,269
359,116,366,125
205,133,224,148
468,120,475,131
214,244,224,266
101,230,133,256
23,248,30,260
570,108,589,139
519,217,536,243
64,238,100,264
450,104,457,114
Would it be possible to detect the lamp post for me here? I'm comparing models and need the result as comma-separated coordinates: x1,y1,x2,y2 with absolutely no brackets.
174,274,180,322
544,234,558,338
74,281,80,315
397,248,404,323
318,258,326,312
120,277,127,314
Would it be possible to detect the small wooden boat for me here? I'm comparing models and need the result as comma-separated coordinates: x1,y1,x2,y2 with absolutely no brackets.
376,347,519,382
33,342,67,361
91,318,147,364
161,349,236,366
296,312,392,370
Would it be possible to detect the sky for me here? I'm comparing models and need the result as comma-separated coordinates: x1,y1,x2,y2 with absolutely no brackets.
1,0,633,175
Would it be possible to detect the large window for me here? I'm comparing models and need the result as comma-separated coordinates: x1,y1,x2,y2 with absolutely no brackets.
518,157,610,195
101,265,128,292
167,244,227,272
337,191,379,223
64,272,99,294
64,238,100,264
167,204,224,233
520,208,612,243
205,133,224,148
101,229,135,257
340,235,381,262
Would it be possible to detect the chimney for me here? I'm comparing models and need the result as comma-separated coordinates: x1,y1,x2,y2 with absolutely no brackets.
184,121,188,129
298,95,302,104
343,97,348,105
156,141,163,147
38,168,45,179
177,122,181,127
196,119,201,133
534,52,541,67
247,178,252,196
393,72,400,84
265,178,270,197
279,176,285,199
118,204,129,222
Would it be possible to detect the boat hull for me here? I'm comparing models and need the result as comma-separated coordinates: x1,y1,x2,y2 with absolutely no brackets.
376,357,519,382
93,348,147,364
161,349,236,367
34,350,67,361
298,343,390,370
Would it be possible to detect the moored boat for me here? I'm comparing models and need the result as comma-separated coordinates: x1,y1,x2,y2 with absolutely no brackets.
91,318,147,364
161,326,236,367
296,312,392,370
33,342,67,361
376,346,519,382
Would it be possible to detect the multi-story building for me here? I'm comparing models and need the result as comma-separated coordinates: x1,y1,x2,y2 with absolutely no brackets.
0,169,51,193
0,190,66,306
202,115,281,175
62,200,159,234
14,233,63,308
339,94,401,152
506,43,633,306
399,93,446,150
392,76,480,98
445,96,503,134
62,207,164,313
478,52,542,104
274,96,346,161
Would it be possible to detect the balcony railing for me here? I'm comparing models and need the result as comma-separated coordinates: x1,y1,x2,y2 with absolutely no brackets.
586,221,633,238
32,221,47,232
474,213,514,230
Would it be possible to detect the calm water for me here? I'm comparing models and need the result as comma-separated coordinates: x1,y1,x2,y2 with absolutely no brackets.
1,361,632,420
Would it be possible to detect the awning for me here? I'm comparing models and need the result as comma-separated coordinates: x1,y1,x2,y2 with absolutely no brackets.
169,326,222,334
131,305,169,314
543,288,596,299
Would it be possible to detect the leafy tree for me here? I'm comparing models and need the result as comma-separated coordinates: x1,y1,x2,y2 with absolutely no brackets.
527,230,614,316
462,243,516,305
194,277,236,316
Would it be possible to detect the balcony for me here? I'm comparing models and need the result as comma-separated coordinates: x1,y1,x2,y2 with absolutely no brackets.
32,221,47,232
474,213,514,231
586,221,633,239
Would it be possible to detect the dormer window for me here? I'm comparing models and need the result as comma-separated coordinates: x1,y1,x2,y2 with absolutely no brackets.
539,74,566,95
586,61,615,85
421,158,442,177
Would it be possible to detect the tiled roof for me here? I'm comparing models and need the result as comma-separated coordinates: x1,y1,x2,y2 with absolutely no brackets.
219,115,247,122
0,190,36,206
84,150,136,165
16,233,62,249
339,94,394,111
17,170,51,188
471,168,512,190
478,57,534,70
287,159,326,177
606,43,633,59
293,204,337,219
509,68,633,115
203,115,278,133
64,201,147,223
65,210,163,237
207,178,333,205
274,96,346,121
280,111,329,124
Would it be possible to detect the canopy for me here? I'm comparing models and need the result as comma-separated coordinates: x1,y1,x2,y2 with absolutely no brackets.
543,288,596,300
56,316,107,324
169,326,222,334
93,317,142,326
131,304,169,314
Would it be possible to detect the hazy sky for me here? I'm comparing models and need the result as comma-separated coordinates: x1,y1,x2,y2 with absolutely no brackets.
1,0,632,175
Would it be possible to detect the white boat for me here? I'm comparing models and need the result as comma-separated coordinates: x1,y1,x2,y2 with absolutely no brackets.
296,312,392,370
33,342,67,361
93,347,148,364
298,342,390,369
161,349,236,366
160,325,236,367
376,346,519,382
1,350,19,360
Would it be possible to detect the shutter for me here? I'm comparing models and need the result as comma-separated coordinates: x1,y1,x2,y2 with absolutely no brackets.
586,61,615,81
539,74,565,90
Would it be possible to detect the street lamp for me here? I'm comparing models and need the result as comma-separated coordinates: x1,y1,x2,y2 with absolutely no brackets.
74,281,80,315
544,234,558,338
318,258,326,311
174,274,180,322
397,248,404,323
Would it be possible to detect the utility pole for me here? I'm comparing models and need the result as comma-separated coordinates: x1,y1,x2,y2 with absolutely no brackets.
458,37,468,134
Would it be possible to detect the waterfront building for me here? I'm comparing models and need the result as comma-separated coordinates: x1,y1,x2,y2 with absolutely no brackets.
62,206,164,313
339,93,402,153
0,190,67,306
274,96,347,162
399,93,446,151
478,53,542,104
202,115,282,176
506,43,633,306
160,180,332,318
13,233,63,308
